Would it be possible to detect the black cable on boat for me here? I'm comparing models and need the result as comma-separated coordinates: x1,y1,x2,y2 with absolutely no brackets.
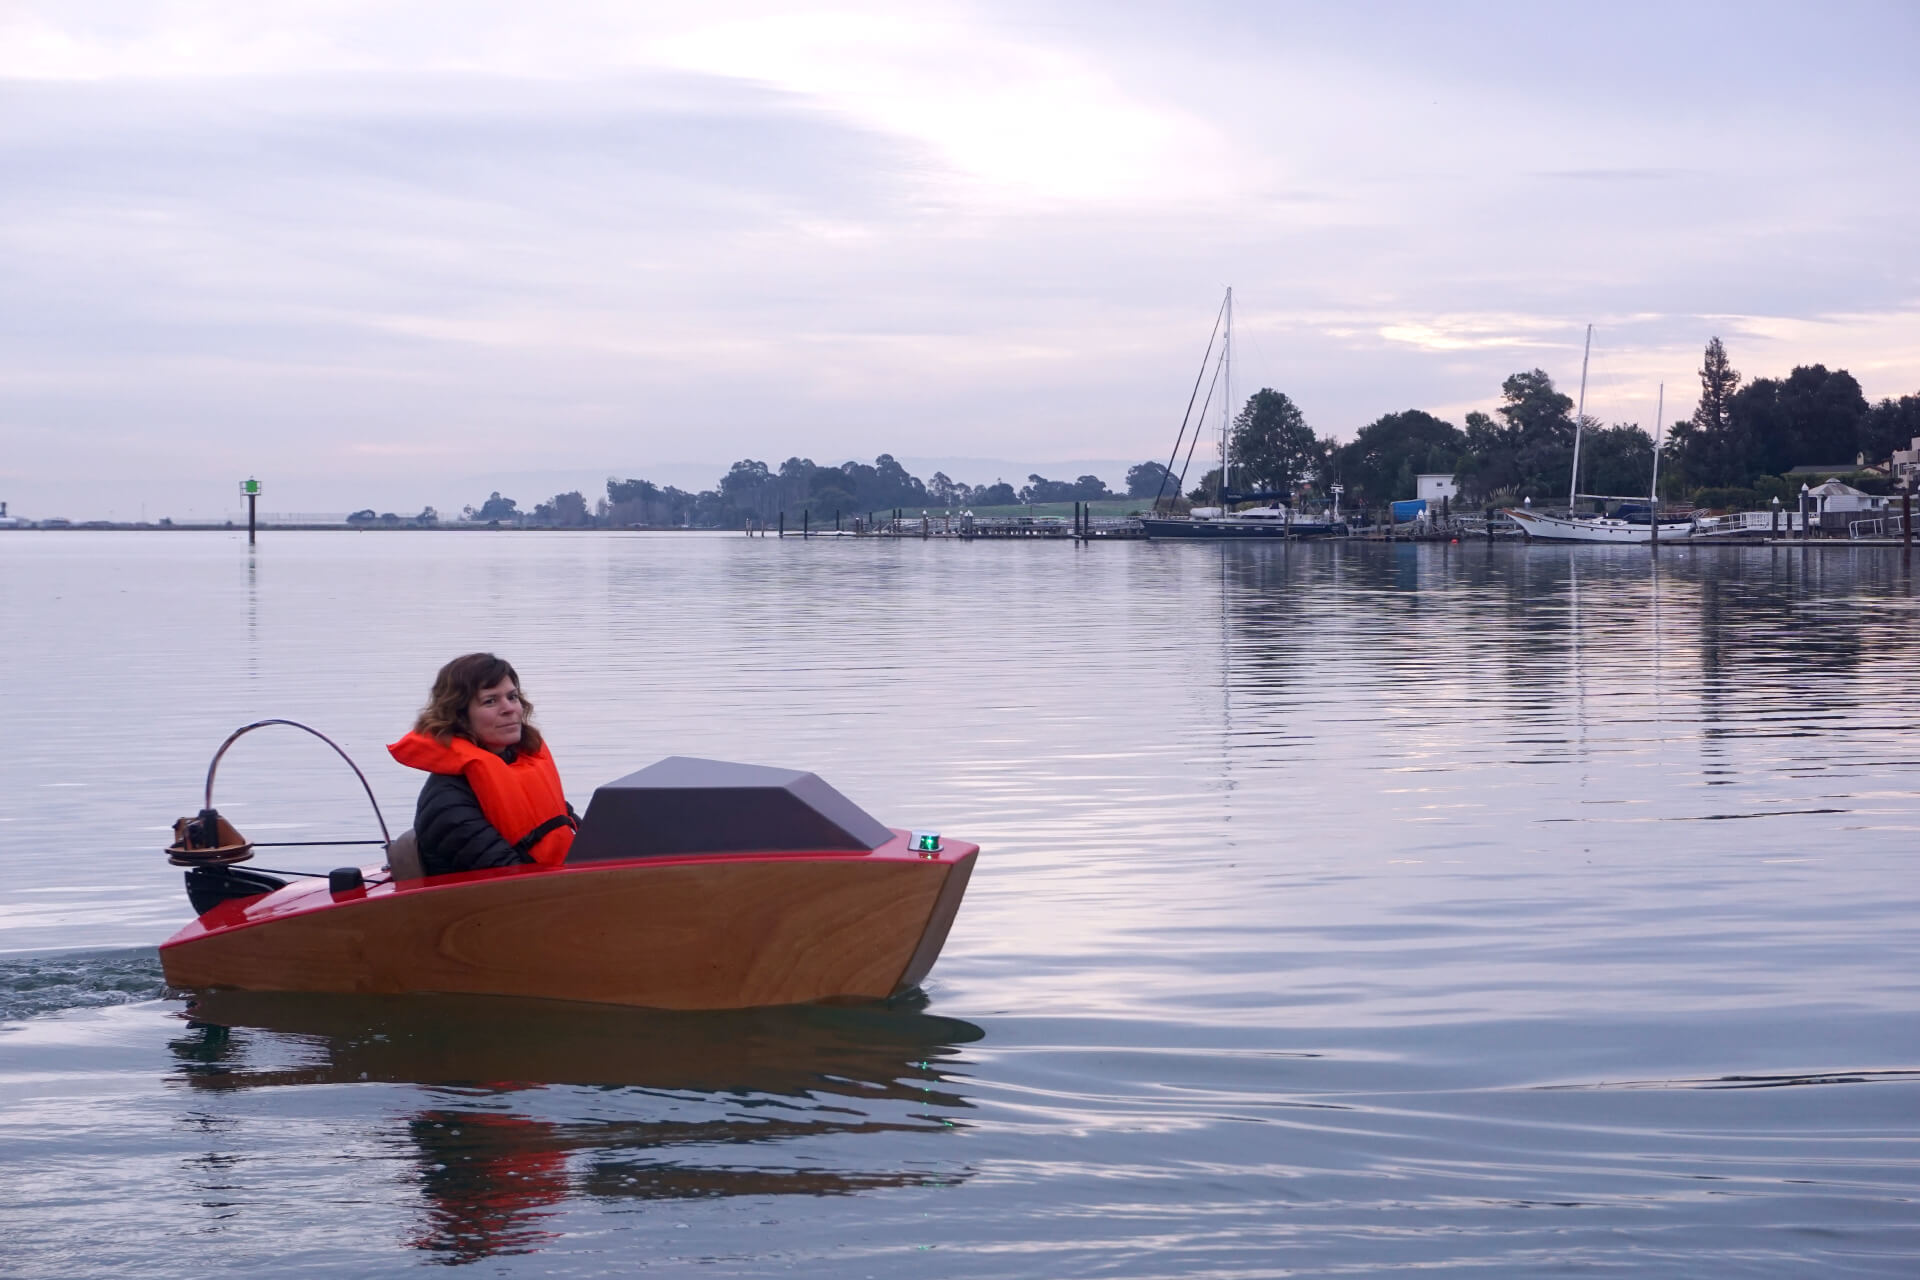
1153,292,1230,514
1174,347,1226,504
250,839,387,848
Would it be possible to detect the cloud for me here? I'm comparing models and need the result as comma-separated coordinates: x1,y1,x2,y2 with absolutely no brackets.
0,1,1917,518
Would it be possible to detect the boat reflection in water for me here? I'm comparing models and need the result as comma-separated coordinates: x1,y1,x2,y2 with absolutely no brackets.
168,991,984,1262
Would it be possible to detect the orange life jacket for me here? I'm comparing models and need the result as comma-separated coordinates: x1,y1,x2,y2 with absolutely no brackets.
388,731,576,866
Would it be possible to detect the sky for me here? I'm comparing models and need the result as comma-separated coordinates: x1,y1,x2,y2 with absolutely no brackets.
3,1,1917,520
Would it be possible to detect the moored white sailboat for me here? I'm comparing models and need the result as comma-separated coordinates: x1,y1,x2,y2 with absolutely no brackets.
1506,506,1693,542
1505,328,1692,544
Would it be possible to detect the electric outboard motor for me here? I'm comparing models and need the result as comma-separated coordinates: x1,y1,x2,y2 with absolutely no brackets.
184,864,290,916
167,718,396,919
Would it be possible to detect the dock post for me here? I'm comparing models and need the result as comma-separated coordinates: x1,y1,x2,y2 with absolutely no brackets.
778,511,784,538
803,508,809,538
835,509,841,532
1903,486,1912,557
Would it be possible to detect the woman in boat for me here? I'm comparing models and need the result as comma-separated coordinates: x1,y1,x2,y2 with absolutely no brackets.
388,653,578,876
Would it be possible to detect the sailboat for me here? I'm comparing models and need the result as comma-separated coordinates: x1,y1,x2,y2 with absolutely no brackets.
1505,327,1693,544
1139,289,1346,540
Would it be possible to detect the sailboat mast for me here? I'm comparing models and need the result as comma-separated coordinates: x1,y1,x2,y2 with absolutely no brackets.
1567,323,1592,513
1220,287,1233,507
1650,383,1665,507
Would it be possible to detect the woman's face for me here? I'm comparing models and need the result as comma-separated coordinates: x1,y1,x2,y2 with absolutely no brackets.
467,676,524,752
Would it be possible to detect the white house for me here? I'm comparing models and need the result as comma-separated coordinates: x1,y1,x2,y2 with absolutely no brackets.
1892,436,1919,489
1415,473,1458,505
1805,479,1887,515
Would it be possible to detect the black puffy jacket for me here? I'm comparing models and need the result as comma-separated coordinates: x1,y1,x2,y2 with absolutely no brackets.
413,773,530,877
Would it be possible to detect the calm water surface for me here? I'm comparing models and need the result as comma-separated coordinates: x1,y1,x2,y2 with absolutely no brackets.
3,532,1917,1277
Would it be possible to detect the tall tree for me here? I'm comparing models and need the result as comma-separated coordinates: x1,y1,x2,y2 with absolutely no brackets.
1694,337,1740,435
1331,410,1466,504
1188,467,1223,504
1453,410,1517,500
472,491,519,522
1453,370,1575,501
1731,365,1868,476
1579,424,1657,498
973,479,1017,506
719,460,775,522
533,490,590,527
1126,460,1174,499
1862,393,1920,463
1672,337,1747,487
1230,389,1326,497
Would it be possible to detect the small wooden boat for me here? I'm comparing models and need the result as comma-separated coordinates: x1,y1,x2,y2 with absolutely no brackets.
159,726,976,1011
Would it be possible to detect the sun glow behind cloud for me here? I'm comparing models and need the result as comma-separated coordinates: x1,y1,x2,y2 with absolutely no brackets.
652,9,1226,209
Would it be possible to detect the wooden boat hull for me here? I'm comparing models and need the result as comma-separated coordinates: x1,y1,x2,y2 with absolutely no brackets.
161,831,975,1011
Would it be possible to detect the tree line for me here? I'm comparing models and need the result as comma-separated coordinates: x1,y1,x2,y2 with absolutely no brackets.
444,336,1918,527
1178,337,1918,512
464,455,1176,530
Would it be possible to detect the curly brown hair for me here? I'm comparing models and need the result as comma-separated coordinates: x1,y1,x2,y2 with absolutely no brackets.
413,652,544,753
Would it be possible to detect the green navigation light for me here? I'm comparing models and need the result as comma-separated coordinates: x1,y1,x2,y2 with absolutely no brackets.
913,832,942,853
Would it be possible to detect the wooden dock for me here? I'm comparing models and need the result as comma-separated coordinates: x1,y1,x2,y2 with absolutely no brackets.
753,506,1146,540
749,507,1914,551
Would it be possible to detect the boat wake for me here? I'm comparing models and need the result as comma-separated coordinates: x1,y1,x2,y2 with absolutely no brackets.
1538,1068,1920,1091
0,947,166,1022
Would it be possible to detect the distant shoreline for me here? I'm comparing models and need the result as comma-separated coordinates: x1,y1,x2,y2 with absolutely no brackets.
4,523,1910,549
0,523,718,533
0,498,1158,533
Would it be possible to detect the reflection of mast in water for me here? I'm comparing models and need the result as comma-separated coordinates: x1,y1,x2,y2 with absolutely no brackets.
1569,551,1587,759
245,550,260,687
1220,545,1236,832
1650,549,1663,750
